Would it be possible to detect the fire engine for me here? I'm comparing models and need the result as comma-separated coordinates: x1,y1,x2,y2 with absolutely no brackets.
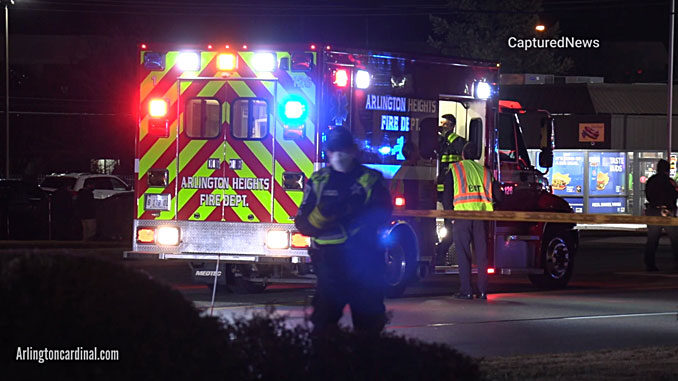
126,43,577,296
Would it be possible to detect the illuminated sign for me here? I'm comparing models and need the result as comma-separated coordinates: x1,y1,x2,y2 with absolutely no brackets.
364,94,437,114
381,115,410,132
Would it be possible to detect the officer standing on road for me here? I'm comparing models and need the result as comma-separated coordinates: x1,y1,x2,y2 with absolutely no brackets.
295,127,393,334
644,159,678,271
436,114,467,264
443,143,501,299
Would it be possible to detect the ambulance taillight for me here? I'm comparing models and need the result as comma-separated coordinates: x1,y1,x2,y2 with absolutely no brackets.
149,99,167,118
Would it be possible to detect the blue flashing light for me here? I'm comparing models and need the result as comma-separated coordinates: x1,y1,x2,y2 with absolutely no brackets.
279,94,309,125
378,146,391,155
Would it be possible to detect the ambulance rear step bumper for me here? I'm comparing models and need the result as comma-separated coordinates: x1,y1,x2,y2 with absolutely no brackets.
434,266,543,275
123,251,311,264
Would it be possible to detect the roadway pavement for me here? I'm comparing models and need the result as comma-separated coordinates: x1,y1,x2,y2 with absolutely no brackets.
2,232,678,358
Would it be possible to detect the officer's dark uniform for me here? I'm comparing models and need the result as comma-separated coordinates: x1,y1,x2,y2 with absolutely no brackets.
644,159,678,271
295,128,392,333
436,115,466,264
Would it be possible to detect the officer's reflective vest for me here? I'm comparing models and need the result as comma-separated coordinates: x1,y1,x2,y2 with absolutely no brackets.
437,132,462,193
440,132,462,164
307,167,381,246
450,160,494,211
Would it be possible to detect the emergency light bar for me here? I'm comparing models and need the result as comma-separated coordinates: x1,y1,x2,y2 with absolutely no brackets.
355,70,371,89
177,52,200,71
474,82,492,100
333,69,349,87
253,52,276,72
217,53,237,71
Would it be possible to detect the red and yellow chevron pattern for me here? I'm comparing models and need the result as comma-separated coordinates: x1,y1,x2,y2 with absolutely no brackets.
136,48,317,224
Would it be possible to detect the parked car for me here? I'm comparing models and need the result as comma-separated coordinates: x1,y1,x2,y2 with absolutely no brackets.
0,179,48,239
39,173,132,200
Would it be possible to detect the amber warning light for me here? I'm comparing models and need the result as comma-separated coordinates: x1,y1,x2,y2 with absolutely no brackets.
291,232,311,248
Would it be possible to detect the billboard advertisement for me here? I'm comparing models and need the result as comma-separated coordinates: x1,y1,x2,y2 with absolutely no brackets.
588,197,627,214
589,152,626,196
563,197,584,213
550,151,585,196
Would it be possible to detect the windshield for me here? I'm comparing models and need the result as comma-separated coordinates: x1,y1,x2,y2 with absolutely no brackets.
40,176,76,190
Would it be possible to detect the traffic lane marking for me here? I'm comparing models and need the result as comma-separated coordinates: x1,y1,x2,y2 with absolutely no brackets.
388,311,678,329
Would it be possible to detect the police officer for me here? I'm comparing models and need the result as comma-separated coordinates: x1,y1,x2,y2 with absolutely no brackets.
295,127,393,334
443,143,501,299
644,159,678,271
436,114,467,264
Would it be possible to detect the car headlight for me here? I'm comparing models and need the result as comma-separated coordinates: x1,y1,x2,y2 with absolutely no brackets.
266,230,290,249
156,226,180,246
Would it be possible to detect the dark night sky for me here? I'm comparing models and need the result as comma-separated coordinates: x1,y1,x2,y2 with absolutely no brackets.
6,1,673,46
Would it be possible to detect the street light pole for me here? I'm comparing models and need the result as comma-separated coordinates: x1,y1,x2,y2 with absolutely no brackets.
668,0,675,159
3,0,12,179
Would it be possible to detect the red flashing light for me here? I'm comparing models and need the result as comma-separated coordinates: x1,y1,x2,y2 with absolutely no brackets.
487,268,495,274
242,44,248,50
149,99,168,118
225,44,230,49
140,43,147,50
325,45,331,50
310,44,316,50
333,69,349,87
394,196,406,207
207,44,213,50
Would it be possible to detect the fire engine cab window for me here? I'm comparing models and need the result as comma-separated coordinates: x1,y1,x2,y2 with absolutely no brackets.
498,113,518,161
185,99,221,139
231,98,269,139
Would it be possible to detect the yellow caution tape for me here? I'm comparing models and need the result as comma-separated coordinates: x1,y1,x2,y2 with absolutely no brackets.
393,209,678,226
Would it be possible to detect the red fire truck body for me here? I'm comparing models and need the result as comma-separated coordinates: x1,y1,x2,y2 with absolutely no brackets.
126,43,577,295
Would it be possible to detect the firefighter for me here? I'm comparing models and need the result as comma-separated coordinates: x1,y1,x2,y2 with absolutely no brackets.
295,127,393,334
436,114,467,264
644,159,678,271
443,143,502,299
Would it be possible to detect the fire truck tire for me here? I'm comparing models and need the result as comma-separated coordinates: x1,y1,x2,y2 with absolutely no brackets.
528,232,575,289
384,228,418,298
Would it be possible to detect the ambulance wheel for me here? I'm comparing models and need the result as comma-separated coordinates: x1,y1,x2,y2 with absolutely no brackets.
529,232,575,289
384,229,418,298
230,277,267,294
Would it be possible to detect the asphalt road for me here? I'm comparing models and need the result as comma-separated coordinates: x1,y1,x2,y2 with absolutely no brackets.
4,233,678,358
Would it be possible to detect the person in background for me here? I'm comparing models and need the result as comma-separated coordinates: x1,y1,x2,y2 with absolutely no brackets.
77,181,97,241
443,143,502,299
436,114,467,265
295,127,393,335
643,159,678,271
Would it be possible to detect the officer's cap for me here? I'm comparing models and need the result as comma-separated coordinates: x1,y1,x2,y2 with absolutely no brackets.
326,127,356,151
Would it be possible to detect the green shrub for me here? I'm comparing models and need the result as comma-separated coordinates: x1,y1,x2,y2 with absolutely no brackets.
0,253,480,381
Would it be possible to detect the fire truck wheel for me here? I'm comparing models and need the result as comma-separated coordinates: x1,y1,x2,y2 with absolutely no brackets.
384,230,418,298
528,232,575,289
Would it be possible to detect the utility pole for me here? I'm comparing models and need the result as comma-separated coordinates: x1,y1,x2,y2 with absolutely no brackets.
668,0,675,159
3,0,12,179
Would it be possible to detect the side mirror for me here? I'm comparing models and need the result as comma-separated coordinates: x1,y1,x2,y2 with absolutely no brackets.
467,118,483,160
539,115,555,168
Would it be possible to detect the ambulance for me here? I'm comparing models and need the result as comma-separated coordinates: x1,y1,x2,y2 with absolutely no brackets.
126,43,577,295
